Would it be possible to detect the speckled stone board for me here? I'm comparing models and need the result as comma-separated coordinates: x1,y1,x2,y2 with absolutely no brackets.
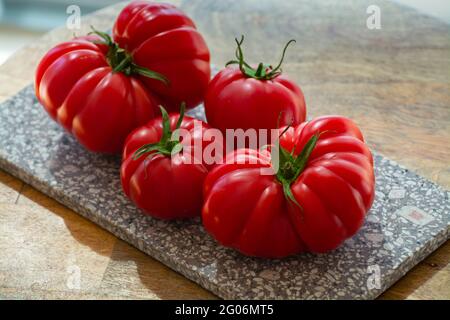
0,84,449,299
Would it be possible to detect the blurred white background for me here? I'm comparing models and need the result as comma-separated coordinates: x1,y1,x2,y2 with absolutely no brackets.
0,0,449,65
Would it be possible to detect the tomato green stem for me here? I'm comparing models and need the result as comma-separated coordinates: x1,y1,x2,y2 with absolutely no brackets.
133,103,186,160
254,63,265,78
275,131,321,209
225,35,296,80
88,26,169,85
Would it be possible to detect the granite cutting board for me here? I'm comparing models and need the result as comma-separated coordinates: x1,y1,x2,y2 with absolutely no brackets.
0,84,449,299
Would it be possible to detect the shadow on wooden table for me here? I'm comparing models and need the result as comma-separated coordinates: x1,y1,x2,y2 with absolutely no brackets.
0,169,24,202
18,180,216,299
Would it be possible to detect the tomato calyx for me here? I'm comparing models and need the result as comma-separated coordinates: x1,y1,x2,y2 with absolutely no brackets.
133,103,186,160
225,35,295,80
275,131,320,209
89,27,169,85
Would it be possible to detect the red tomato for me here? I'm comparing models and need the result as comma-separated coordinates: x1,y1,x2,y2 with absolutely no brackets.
113,1,211,110
204,37,306,141
35,36,160,153
121,106,218,219
202,116,375,258
35,2,210,153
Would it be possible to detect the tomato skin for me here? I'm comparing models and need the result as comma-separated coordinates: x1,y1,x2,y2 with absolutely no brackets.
35,37,160,154
202,116,375,258
204,67,306,135
113,1,211,110
36,2,210,153
121,114,214,219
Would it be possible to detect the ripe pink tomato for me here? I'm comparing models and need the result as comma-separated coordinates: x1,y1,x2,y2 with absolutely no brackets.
121,106,219,219
113,1,211,110
35,2,210,153
203,116,375,258
204,37,306,143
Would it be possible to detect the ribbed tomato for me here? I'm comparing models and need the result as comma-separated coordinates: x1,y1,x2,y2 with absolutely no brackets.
35,1,210,153
35,35,161,153
202,116,375,258
113,1,211,110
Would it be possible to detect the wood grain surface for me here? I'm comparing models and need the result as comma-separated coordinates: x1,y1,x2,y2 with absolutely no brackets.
0,0,449,299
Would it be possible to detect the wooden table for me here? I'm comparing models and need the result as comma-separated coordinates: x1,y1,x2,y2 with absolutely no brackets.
0,0,449,299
